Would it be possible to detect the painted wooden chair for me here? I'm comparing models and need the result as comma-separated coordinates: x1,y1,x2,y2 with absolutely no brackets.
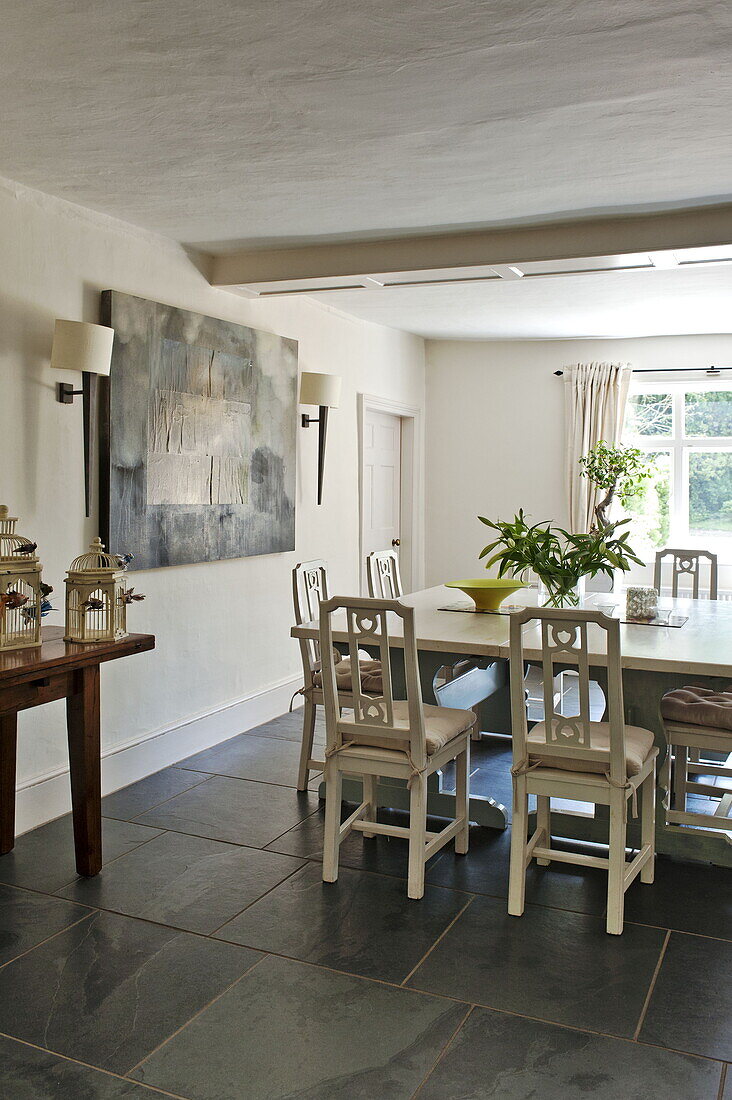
508,606,658,935
318,595,474,899
292,561,383,791
653,548,718,600
660,686,732,833
366,549,403,599
653,548,726,825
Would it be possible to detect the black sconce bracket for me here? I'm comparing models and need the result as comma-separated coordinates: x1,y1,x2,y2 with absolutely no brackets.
55,372,99,518
301,405,329,505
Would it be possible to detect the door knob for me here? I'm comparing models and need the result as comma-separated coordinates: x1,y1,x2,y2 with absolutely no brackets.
392,539,400,547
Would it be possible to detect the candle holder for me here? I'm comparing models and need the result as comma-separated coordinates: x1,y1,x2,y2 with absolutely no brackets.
626,585,659,622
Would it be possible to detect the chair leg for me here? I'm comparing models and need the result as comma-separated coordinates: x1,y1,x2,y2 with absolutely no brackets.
362,774,377,839
673,745,687,812
536,795,551,866
640,771,656,884
297,698,317,791
607,789,627,935
455,744,470,855
508,776,528,917
322,760,343,884
407,773,428,900
470,712,481,742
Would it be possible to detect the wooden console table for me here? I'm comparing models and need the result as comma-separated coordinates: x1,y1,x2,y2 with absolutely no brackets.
0,626,155,876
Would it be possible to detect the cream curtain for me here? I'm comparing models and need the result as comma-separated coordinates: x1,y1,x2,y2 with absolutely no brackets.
564,362,632,533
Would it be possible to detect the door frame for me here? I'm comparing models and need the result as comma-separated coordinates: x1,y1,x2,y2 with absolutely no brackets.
358,393,423,595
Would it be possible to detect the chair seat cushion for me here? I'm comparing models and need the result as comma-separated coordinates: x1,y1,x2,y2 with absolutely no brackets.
347,700,474,756
660,686,732,730
312,654,383,693
527,721,655,776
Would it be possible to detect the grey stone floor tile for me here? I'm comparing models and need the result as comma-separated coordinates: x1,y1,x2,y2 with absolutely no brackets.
426,825,610,916
419,1006,723,1099
135,775,319,847
177,732,322,788
0,883,90,966
133,953,465,1099
0,909,260,1075
0,816,162,894
102,766,211,821
622,854,732,940
640,931,732,1060
214,861,469,983
58,830,304,934
0,1034,160,1099
408,894,666,1037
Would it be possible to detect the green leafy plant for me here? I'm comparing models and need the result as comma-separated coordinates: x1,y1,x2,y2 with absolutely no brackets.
478,510,644,607
579,441,655,530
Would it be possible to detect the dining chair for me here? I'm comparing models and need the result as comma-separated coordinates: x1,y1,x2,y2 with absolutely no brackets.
654,548,721,819
318,595,474,899
292,561,383,791
508,606,658,935
653,548,718,600
660,686,732,833
366,549,403,599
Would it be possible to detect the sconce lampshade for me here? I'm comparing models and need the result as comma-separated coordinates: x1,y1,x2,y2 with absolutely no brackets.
299,371,341,409
51,320,114,377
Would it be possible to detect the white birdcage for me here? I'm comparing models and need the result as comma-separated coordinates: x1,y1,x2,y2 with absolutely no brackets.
0,505,43,651
64,537,128,643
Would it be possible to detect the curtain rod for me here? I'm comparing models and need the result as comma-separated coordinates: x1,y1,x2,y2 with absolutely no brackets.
553,366,730,376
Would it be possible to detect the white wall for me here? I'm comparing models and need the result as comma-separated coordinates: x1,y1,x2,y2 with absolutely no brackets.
0,176,425,831
425,335,732,586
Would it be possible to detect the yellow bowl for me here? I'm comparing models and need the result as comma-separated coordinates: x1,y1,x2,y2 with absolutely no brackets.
445,578,528,612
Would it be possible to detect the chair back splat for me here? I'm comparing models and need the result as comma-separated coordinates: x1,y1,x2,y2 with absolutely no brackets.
509,606,627,787
366,549,403,600
653,548,718,600
292,559,329,679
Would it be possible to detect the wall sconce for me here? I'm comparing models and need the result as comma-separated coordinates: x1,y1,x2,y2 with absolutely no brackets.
51,320,114,519
299,371,341,505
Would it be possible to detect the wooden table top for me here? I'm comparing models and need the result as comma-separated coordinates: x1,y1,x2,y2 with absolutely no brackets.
292,585,732,679
0,626,156,685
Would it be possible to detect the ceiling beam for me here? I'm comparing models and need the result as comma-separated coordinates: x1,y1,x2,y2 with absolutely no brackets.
210,203,732,289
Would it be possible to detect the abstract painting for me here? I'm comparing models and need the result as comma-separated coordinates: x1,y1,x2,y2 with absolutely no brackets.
100,291,297,569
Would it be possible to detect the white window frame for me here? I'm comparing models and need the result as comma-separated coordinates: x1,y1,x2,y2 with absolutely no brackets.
624,376,732,562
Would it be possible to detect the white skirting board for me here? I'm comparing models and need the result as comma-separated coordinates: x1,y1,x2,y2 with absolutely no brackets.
14,673,303,837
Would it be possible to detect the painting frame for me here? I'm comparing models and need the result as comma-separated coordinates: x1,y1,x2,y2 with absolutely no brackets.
99,291,297,570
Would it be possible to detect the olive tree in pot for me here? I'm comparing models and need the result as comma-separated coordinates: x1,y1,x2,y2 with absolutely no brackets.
579,440,655,531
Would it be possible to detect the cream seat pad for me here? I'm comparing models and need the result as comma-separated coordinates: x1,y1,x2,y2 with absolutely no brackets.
527,721,654,777
344,699,474,756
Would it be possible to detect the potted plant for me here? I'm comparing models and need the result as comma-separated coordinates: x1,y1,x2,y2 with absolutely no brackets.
478,510,644,607
579,441,654,531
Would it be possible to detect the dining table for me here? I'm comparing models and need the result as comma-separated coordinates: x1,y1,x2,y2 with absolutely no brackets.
291,584,732,868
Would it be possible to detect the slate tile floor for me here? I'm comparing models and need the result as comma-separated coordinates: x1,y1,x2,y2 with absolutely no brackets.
0,712,728,1098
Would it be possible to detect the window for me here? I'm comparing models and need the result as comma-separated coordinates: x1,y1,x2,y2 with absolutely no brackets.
622,383,732,561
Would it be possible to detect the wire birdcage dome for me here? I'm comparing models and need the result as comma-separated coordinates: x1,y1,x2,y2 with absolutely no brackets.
68,537,119,574
0,505,43,651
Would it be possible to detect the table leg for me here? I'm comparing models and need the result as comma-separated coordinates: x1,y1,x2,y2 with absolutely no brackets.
0,714,17,855
66,665,102,877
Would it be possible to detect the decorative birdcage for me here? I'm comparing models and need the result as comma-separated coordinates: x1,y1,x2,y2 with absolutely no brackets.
0,505,43,651
65,537,129,643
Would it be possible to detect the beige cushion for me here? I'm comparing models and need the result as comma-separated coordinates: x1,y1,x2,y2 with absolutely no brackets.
351,700,474,756
661,686,732,730
313,655,383,693
527,721,655,777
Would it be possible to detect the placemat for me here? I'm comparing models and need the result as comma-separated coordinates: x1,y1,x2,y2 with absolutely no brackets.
437,602,688,627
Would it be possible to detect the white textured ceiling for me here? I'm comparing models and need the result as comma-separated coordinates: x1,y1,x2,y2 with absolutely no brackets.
308,264,732,339
1,0,731,249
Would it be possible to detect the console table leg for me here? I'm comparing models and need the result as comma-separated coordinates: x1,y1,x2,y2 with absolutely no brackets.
0,714,17,855
66,666,102,876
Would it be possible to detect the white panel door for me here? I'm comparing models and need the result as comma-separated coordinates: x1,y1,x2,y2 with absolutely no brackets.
362,410,402,582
